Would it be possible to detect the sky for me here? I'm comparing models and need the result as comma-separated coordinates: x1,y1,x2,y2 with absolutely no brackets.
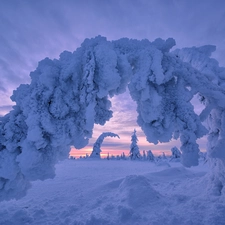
0,0,225,157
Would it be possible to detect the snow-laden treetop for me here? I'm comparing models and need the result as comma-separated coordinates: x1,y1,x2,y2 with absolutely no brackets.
90,132,120,158
1,36,225,200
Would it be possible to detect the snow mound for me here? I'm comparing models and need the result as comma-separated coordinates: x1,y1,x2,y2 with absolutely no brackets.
155,160,171,167
119,175,161,208
1,160,223,225
151,166,193,178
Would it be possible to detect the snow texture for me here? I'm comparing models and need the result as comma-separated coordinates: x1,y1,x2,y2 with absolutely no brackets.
1,160,223,225
1,36,225,200
90,132,120,158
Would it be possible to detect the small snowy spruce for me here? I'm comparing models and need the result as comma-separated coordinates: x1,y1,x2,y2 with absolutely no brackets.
129,129,141,160
162,152,167,160
121,152,127,160
147,150,155,162
171,146,181,159
143,150,147,160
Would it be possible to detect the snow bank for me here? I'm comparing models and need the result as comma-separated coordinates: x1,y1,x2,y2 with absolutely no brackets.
119,175,161,208
1,160,220,225
1,36,225,200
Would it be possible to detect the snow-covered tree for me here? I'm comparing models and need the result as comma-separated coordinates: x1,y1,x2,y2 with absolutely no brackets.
143,150,147,160
90,132,120,158
110,155,116,160
147,150,155,162
171,146,181,159
121,152,126,160
1,36,225,200
129,129,141,160
162,152,167,160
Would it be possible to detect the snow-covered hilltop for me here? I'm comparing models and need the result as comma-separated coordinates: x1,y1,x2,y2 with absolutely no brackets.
0,36,225,200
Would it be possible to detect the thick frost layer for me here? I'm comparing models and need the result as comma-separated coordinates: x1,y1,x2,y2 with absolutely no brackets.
90,132,120,158
1,36,225,200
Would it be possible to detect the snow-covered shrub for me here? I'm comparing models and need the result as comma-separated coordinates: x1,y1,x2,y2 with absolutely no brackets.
162,152,167,160
116,155,120,160
156,152,168,162
171,147,181,159
142,150,147,160
146,150,155,162
121,152,127,160
170,146,182,162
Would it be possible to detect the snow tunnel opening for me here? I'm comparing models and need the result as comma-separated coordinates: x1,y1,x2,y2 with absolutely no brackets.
70,88,185,159
190,93,206,117
69,89,138,158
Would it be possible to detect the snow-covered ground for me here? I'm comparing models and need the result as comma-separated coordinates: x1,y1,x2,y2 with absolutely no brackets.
0,159,224,225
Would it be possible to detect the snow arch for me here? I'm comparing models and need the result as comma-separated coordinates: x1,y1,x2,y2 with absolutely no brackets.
90,132,120,158
1,36,225,200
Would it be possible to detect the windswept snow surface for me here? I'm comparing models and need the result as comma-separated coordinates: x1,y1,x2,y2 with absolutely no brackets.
0,159,224,225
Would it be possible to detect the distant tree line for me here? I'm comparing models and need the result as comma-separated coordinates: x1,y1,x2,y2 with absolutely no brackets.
70,130,207,163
